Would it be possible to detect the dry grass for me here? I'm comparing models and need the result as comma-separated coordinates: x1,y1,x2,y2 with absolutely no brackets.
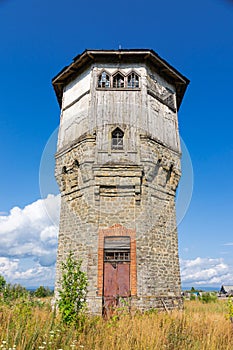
0,298,232,349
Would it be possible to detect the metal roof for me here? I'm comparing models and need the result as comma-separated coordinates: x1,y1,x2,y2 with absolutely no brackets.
220,285,233,293
52,49,190,110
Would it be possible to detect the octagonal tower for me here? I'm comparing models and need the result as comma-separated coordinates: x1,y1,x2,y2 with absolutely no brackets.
52,49,189,314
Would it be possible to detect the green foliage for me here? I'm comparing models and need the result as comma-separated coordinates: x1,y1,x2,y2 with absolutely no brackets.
0,275,31,305
0,275,6,292
0,299,232,349
199,292,217,303
34,285,53,298
227,297,233,322
190,294,196,301
166,318,193,349
58,251,88,326
2,283,29,303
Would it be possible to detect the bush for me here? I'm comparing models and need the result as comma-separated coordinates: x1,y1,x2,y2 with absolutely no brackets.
227,297,233,322
3,283,29,302
34,286,53,298
0,275,30,303
0,275,6,292
190,294,196,301
199,292,217,303
58,251,88,326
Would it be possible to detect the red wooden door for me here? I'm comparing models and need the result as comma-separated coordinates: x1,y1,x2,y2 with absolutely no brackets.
103,262,130,316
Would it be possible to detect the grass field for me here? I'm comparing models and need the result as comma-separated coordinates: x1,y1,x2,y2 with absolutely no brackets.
0,298,232,350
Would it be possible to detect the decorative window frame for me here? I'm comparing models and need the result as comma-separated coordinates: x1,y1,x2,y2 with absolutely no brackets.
112,71,126,88
96,70,141,90
97,69,111,88
111,127,124,150
126,71,140,88
108,125,126,153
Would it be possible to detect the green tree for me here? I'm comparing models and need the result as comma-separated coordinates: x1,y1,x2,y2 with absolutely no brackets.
58,251,88,326
34,286,52,298
0,275,6,292
4,283,29,301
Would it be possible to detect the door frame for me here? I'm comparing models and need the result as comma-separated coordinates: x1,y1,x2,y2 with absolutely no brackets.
97,224,137,298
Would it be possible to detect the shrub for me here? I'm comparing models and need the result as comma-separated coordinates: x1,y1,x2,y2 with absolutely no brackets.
34,286,53,298
0,275,6,292
190,294,196,301
58,251,88,326
199,292,217,303
227,297,233,322
3,283,29,302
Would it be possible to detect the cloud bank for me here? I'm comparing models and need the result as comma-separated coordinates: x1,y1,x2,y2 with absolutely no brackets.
0,194,232,288
0,194,60,286
180,257,233,287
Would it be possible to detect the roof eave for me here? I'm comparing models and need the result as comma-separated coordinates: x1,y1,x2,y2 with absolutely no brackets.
52,49,189,110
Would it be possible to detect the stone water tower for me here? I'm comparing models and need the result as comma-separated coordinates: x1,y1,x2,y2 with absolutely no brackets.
52,49,189,314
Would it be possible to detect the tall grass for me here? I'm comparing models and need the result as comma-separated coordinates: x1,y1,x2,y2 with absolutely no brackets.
0,298,232,349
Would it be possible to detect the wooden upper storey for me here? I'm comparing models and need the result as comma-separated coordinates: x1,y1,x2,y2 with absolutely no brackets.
52,49,189,111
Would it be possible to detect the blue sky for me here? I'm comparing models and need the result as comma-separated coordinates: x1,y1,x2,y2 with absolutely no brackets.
0,0,233,288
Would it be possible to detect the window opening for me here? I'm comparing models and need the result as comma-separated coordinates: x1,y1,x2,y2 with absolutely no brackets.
112,128,124,150
113,73,125,88
98,71,110,88
62,166,67,174
127,72,139,88
104,250,130,262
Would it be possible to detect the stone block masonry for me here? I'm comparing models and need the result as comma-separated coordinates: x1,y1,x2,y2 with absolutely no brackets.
52,49,189,314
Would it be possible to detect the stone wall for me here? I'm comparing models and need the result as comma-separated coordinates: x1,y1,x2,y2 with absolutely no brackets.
54,57,183,314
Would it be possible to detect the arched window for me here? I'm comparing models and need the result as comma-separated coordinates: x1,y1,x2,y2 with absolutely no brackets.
62,166,67,174
127,72,139,88
98,71,110,88
113,73,125,88
112,127,124,150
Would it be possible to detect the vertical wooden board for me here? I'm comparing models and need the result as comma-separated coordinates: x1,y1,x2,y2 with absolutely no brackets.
104,262,117,296
117,263,130,296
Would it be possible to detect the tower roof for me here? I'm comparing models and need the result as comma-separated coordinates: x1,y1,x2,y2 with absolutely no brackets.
52,49,189,110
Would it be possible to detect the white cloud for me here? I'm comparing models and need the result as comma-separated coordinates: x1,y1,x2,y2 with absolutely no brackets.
0,257,19,275
181,257,233,286
0,194,60,286
0,257,55,287
1,194,233,289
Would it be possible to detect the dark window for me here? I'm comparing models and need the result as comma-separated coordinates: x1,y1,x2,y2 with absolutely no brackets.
112,128,124,150
98,71,110,88
104,250,130,262
113,73,125,88
127,72,139,88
